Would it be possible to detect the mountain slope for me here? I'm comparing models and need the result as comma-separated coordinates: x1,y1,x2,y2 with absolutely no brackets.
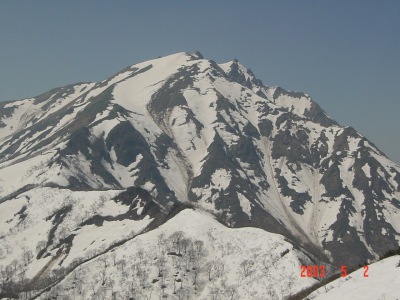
0,51,400,298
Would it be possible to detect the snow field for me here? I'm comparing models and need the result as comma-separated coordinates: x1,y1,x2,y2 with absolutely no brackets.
102,148,142,188
309,255,400,300
0,187,126,278
0,152,55,195
271,87,312,117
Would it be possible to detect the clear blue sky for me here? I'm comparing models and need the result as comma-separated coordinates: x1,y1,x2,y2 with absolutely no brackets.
1,1,399,163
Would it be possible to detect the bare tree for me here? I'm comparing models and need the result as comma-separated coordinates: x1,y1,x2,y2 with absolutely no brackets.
17,269,27,289
194,240,204,256
287,273,295,295
11,259,19,277
159,280,167,299
47,285,62,299
110,251,117,266
192,261,201,291
239,259,254,278
170,231,184,255
89,279,97,297
213,259,225,278
23,250,33,266
117,258,127,276
181,238,192,254
209,285,221,300
128,280,139,298
263,281,278,300
107,278,116,299
176,288,191,300
96,286,107,300
157,233,166,254
224,285,238,300
155,255,166,277
225,242,234,255
5,245,12,255
0,266,6,285
171,276,177,295
207,231,217,250
98,256,108,269
137,265,148,288
176,278,183,291
205,262,214,281
137,248,145,265
98,268,108,286
184,252,192,274
75,276,85,296
262,253,271,270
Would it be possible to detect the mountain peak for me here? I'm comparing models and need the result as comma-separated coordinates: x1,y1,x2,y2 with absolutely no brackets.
219,58,264,89
190,50,204,59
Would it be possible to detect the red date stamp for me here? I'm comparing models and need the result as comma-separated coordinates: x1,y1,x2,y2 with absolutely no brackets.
341,265,369,277
300,265,325,278
301,265,369,278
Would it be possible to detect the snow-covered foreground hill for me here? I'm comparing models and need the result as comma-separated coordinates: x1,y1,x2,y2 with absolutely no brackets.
37,208,321,300
0,187,322,299
308,255,400,300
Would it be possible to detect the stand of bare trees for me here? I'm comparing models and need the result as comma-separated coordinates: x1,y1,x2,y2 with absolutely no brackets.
0,227,301,300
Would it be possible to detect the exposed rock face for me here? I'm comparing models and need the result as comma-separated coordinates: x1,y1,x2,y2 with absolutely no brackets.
1,51,399,269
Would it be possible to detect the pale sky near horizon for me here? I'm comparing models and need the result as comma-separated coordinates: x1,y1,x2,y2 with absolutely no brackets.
0,1,399,163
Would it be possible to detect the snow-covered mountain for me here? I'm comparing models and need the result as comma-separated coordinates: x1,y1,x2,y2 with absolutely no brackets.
0,51,399,299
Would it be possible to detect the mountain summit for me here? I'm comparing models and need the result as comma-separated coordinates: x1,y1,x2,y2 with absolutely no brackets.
0,52,399,298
